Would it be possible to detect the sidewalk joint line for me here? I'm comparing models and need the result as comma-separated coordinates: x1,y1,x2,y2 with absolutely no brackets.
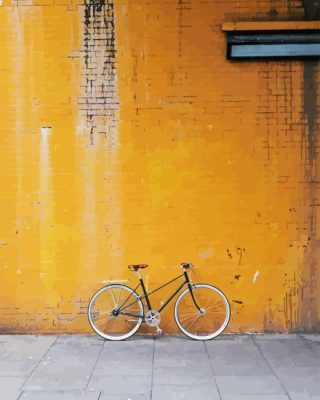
150,336,156,400
204,341,222,400
85,337,106,391
20,334,60,393
251,335,293,400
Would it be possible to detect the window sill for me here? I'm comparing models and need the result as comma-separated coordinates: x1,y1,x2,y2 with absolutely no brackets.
222,21,320,32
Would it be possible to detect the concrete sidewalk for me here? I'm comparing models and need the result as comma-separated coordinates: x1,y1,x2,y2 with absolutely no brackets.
0,334,319,400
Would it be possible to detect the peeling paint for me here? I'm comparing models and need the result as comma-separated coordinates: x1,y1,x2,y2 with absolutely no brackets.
198,248,214,259
253,270,260,283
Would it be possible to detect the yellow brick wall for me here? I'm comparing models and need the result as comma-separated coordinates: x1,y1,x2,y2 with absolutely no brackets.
0,0,319,333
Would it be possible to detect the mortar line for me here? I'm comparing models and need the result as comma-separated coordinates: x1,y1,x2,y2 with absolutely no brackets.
18,334,60,396
85,337,106,391
150,336,156,400
204,341,222,400
251,335,292,400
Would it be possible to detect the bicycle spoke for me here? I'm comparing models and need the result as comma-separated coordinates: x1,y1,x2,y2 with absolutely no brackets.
93,309,113,320
180,312,200,323
185,314,201,331
179,309,200,317
202,296,211,309
206,304,224,312
94,315,115,325
88,284,144,340
179,311,199,319
175,285,230,340
116,285,123,307
206,300,223,311
94,296,113,311
205,310,226,315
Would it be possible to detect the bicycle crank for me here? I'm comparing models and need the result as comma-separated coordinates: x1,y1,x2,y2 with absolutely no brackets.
145,310,161,327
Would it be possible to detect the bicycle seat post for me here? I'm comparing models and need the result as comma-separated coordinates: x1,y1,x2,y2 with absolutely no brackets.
135,269,142,280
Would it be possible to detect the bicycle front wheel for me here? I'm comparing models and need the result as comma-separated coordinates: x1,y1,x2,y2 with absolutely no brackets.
88,284,144,341
174,284,230,340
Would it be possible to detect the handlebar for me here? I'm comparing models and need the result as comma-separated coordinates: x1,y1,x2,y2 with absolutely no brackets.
181,262,193,270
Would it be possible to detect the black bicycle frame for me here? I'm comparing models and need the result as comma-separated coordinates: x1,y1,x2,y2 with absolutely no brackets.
117,269,201,319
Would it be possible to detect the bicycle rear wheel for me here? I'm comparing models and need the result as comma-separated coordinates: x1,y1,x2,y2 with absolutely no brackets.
88,284,144,341
174,284,230,340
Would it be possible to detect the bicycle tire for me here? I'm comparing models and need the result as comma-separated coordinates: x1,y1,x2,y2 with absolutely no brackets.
88,284,144,341
174,284,230,340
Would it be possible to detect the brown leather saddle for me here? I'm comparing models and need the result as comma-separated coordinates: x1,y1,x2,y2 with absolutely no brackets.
128,264,148,271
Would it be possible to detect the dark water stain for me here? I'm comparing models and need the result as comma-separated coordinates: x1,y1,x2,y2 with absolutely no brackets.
269,0,278,18
303,62,317,164
298,0,320,331
236,247,245,265
84,0,107,68
302,0,320,19
82,0,118,145
226,249,233,259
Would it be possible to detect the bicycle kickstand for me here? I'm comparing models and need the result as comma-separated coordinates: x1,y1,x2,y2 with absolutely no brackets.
155,326,163,335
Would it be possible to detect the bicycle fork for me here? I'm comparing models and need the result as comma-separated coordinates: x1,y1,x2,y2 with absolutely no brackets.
184,270,202,312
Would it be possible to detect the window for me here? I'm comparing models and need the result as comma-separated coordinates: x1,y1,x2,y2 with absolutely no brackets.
223,22,320,60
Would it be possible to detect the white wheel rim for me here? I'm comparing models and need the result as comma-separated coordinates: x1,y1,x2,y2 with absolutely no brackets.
174,284,230,340
88,284,143,341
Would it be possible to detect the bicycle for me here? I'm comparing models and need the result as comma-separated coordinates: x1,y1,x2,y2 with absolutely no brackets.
88,262,231,341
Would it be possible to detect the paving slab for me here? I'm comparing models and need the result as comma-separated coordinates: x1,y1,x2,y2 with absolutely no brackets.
206,335,272,376
0,335,57,361
254,334,320,370
254,334,320,398
215,375,286,396
93,336,153,377
102,336,154,361
0,377,25,400
99,394,150,400
0,333,318,399
154,335,206,355
87,375,151,395
19,390,100,400
221,396,290,400
0,359,39,377
151,384,220,400
153,365,213,386
0,335,57,378
22,335,103,391
93,359,152,377
154,351,210,368
278,373,320,399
